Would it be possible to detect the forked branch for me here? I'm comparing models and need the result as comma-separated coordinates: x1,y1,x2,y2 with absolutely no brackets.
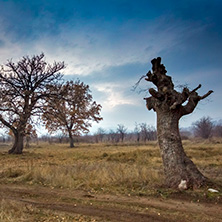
181,90,213,116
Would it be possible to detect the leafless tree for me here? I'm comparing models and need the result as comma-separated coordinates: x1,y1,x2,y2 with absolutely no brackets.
140,123,156,142
0,53,65,154
94,127,106,143
143,57,213,189
107,129,118,143
193,116,213,139
117,124,127,142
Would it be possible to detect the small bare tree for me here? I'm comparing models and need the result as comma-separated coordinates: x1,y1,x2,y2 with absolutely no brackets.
143,57,213,189
140,123,156,142
94,128,106,143
117,124,127,142
107,130,118,143
193,116,213,139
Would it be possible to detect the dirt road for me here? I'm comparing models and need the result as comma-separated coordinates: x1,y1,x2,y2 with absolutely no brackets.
0,184,221,222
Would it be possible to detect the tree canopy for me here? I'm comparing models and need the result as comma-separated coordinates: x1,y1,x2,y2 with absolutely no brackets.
42,80,102,147
0,53,65,154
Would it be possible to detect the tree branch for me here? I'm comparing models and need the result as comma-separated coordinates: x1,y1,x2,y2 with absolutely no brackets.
170,85,203,110
190,84,202,94
132,74,146,91
0,115,16,132
181,90,213,116
199,90,213,100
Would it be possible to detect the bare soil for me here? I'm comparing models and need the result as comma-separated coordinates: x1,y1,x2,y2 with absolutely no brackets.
0,184,222,222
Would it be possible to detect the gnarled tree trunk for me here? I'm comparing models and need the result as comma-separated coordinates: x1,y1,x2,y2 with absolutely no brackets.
144,57,213,189
157,110,206,188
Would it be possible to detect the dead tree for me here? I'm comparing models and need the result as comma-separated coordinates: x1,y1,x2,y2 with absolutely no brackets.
117,124,127,142
193,116,213,139
144,57,213,189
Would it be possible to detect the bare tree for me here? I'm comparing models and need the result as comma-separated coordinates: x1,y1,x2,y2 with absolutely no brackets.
140,123,157,142
143,57,213,189
0,53,65,154
107,129,118,143
193,116,213,139
117,124,127,142
94,127,106,143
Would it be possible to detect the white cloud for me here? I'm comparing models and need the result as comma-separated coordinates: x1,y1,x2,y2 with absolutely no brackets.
94,83,137,110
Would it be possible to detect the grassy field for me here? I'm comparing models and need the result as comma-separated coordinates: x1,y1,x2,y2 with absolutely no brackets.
0,140,222,221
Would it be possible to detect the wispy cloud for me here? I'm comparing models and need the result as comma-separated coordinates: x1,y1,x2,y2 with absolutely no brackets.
0,15,206,76
45,18,206,75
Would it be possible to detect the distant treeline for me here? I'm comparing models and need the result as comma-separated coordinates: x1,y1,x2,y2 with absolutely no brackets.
0,116,222,146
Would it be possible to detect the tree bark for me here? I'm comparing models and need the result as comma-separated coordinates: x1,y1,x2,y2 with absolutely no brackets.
68,130,74,148
143,57,213,189
157,110,206,188
8,132,24,154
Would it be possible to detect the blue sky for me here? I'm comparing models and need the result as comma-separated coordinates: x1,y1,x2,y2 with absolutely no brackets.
0,0,221,134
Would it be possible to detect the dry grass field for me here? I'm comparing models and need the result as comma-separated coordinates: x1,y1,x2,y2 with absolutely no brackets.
0,140,222,221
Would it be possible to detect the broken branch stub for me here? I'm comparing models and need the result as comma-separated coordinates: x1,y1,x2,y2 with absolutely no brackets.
144,57,213,115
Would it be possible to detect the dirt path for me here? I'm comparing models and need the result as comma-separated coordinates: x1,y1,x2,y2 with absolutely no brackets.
0,184,222,222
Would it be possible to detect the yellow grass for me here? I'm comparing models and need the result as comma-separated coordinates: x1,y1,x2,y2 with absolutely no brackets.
0,142,163,194
0,141,222,221
0,140,222,194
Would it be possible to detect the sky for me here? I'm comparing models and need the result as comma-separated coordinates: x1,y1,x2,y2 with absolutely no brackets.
0,0,221,134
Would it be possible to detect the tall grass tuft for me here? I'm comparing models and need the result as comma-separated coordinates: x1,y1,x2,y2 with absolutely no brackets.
18,161,163,193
